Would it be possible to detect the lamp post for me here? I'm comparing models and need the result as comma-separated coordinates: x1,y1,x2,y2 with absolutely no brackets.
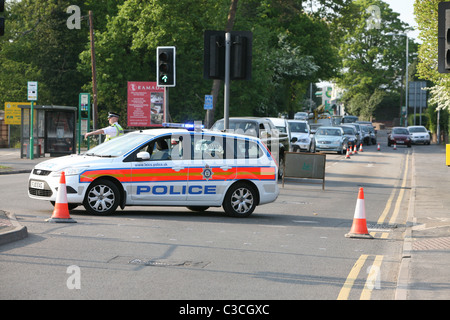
387,32,409,127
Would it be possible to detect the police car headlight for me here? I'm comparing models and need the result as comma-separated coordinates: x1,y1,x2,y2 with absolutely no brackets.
51,167,89,177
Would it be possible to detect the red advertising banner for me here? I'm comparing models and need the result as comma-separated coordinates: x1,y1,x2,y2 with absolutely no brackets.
127,81,164,127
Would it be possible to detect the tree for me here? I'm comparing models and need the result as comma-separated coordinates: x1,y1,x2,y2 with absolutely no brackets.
336,0,418,119
0,0,91,106
1,0,352,132
414,0,450,137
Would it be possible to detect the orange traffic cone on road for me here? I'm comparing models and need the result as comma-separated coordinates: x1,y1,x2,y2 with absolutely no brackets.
377,143,381,151
345,148,351,159
345,187,373,239
353,144,358,154
359,143,363,152
393,143,397,150
47,171,76,223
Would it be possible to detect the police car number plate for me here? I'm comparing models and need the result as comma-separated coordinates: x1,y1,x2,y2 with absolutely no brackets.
31,181,45,189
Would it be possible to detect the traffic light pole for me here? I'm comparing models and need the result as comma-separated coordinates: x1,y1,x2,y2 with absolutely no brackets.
224,32,231,130
164,87,169,123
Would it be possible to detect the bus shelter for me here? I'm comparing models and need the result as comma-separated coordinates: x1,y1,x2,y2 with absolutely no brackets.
19,105,77,158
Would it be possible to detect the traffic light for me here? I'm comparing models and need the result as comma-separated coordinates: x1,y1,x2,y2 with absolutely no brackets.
438,2,450,73
0,18,4,37
156,46,176,87
230,34,251,80
203,31,252,80
0,0,5,37
204,31,225,79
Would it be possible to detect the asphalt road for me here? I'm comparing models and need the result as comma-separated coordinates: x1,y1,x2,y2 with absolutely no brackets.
0,142,411,300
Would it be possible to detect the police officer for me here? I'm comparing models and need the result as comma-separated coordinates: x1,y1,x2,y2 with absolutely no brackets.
84,112,124,141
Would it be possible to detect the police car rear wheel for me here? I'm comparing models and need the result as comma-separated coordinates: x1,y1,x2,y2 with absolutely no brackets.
223,182,257,218
83,179,120,215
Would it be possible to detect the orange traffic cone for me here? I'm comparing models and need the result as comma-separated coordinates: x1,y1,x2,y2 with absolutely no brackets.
359,143,363,152
393,143,397,150
377,143,381,151
353,144,358,154
345,147,351,159
47,171,76,223
345,187,372,239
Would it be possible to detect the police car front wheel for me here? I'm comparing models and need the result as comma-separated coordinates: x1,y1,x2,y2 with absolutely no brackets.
83,179,120,215
223,182,257,218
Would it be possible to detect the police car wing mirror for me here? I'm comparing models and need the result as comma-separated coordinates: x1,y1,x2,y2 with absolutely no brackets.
290,137,298,143
136,151,150,161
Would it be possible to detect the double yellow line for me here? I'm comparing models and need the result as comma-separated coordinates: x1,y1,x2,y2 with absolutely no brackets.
377,153,410,226
337,255,384,300
338,153,410,300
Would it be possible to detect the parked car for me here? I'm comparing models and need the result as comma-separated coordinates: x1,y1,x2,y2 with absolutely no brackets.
357,121,377,144
407,125,430,145
313,126,348,154
360,125,373,145
367,125,377,144
267,117,294,152
341,115,358,123
388,127,411,147
309,123,322,135
294,112,308,120
267,117,289,136
346,123,364,145
288,120,312,152
340,125,359,148
210,117,289,177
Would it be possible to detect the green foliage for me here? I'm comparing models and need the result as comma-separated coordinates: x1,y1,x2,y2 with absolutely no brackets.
1,0,414,131
336,0,418,119
414,0,450,135
1,0,90,106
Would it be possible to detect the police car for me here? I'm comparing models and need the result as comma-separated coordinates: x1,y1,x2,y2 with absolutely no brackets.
28,128,279,217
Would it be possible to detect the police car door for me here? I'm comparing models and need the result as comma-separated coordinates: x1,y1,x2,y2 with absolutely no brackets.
130,134,189,203
187,132,237,203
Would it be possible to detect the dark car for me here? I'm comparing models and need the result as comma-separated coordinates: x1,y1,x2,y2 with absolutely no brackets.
388,127,411,147
210,117,289,177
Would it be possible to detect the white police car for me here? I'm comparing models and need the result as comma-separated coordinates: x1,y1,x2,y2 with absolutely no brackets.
28,128,279,217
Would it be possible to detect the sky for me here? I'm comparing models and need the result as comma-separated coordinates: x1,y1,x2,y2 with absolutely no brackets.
384,0,420,41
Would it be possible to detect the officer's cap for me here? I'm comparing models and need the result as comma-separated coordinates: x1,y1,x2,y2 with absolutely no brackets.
108,112,120,119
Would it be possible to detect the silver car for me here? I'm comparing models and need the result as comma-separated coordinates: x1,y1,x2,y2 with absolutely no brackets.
288,120,312,152
313,126,348,154
340,125,359,148
407,125,431,145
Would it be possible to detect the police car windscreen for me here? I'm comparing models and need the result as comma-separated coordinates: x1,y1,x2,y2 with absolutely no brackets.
85,133,153,157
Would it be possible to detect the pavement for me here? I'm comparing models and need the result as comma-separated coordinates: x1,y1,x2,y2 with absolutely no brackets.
1,144,450,299
0,148,48,245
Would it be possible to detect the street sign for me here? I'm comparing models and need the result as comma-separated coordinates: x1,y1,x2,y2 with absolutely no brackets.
27,81,38,101
408,81,427,109
204,95,213,110
80,93,90,111
4,102,29,125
